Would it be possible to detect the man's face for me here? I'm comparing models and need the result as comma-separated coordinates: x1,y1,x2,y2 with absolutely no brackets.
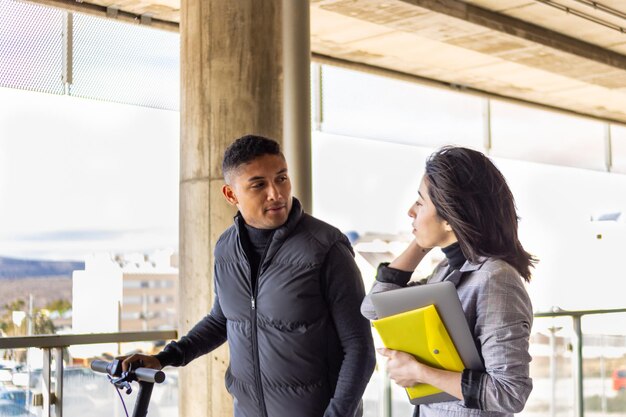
222,154,293,229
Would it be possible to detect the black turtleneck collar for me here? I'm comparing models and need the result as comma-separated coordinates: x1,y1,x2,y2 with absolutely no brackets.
243,223,274,253
442,242,466,270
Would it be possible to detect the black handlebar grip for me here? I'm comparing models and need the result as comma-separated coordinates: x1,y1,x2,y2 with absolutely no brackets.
91,359,122,376
90,360,109,374
134,368,165,384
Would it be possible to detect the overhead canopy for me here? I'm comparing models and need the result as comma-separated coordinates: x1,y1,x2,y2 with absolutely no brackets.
34,0,626,124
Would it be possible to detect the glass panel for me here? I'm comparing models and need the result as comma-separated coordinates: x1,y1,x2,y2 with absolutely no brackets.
488,156,626,313
490,101,606,171
68,363,179,417
321,65,484,149
0,0,64,95
312,131,433,235
71,342,180,417
527,317,575,417
582,313,626,416
0,341,178,417
70,13,180,110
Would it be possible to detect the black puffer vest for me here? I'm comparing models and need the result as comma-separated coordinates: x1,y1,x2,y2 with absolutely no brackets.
214,198,352,417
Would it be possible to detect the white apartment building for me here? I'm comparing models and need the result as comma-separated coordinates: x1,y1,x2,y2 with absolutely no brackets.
72,251,178,336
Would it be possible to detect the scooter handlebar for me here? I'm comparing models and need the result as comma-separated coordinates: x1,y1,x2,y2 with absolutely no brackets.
90,359,165,384
91,359,115,374
135,368,165,384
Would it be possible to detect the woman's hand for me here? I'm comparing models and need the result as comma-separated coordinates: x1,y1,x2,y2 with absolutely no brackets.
388,240,432,272
377,347,464,399
377,348,422,387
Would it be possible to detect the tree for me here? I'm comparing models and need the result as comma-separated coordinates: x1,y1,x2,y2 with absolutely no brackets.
33,310,55,335
0,298,60,336
45,299,72,315
3,299,26,312
1,299,27,336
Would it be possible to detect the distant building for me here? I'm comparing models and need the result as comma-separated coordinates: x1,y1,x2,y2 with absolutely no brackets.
71,250,178,357
118,252,178,332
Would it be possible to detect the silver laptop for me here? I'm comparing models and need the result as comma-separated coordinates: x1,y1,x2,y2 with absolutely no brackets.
370,281,484,405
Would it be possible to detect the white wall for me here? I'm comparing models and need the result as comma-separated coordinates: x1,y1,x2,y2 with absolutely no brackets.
71,254,123,357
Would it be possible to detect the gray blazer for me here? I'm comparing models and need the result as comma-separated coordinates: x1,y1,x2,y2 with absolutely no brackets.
361,257,533,417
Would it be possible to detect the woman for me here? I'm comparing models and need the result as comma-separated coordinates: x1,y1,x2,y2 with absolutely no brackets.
361,146,536,416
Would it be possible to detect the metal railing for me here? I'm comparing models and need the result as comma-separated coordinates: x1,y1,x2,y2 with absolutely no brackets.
534,307,626,417
377,307,626,417
0,330,177,417
3,309,626,417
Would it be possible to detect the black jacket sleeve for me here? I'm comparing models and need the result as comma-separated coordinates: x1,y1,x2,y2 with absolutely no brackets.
322,242,376,417
155,291,228,368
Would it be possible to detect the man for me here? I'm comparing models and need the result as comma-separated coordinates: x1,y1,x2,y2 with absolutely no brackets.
122,135,375,417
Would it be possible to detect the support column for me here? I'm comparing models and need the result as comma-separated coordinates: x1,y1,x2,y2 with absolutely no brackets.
482,98,492,154
283,0,312,213
572,316,584,417
179,2,283,417
42,348,52,417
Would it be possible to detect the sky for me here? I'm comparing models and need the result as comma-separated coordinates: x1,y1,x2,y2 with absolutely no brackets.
0,86,179,261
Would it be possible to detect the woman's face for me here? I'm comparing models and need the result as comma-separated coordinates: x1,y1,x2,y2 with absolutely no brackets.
407,178,457,249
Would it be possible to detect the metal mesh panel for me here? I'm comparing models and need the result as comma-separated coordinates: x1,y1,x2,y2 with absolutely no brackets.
0,0,64,94
70,14,180,111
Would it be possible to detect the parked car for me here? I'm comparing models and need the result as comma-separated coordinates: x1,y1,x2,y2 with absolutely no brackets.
612,368,626,391
0,368,13,384
0,388,28,407
0,399,35,417
0,362,23,385
11,369,41,390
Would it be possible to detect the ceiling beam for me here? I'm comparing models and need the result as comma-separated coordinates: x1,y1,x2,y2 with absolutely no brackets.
22,0,626,125
400,0,626,71
28,0,179,32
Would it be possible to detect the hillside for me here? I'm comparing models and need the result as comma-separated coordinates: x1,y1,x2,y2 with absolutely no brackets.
0,256,81,312
0,256,83,279
1,276,73,311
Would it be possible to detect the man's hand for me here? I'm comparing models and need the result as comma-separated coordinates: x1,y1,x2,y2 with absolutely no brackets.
377,348,423,387
118,353,162,372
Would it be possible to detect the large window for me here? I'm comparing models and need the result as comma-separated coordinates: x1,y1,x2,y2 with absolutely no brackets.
314,66,626,416
2,1,626,415
0,87,179,261
1,2,180,416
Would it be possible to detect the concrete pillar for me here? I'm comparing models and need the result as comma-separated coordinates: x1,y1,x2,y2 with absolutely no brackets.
282,0,312,213
179,1,283,417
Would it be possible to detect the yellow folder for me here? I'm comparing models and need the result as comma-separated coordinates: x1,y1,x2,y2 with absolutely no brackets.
372,304,465,400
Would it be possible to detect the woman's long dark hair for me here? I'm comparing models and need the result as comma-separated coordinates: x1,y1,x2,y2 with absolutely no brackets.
425,146,536,282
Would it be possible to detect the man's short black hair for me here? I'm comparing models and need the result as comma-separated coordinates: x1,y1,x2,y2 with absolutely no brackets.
222,134,282,183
